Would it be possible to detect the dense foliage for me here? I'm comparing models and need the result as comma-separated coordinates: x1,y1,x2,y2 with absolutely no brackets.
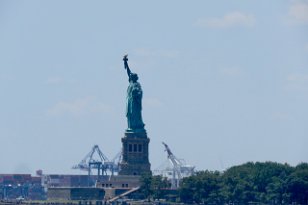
140,173,170,200
179,162,308,204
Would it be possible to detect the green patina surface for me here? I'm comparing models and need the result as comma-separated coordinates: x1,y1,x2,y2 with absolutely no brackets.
123,55,145,133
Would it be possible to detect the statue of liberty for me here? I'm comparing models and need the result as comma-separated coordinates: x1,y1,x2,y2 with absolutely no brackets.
123,55,145,132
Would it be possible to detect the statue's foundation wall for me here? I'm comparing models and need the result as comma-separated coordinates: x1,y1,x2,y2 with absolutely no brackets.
119,131,151,175
47,187,105,200
96,175,140,188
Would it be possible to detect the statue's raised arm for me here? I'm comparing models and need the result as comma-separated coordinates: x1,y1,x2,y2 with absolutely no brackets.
123,54,131,79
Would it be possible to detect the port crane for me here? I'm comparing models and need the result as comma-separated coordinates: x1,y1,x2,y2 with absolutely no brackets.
155,142,195,189
72,145,121,185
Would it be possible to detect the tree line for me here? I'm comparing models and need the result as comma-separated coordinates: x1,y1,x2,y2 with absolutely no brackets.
140,162,308,204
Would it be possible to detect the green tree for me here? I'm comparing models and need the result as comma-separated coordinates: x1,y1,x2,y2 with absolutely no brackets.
151,175,169,199
140,173,170,200
179,170,224,204
178,162,308,204
222,162,257,203
140,173,153,200
222,162,293,204
286,163,308,204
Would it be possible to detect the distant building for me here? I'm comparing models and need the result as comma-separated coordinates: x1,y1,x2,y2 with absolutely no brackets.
0,174,45,200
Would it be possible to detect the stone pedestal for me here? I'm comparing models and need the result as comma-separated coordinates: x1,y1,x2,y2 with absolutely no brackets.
119,131,151,175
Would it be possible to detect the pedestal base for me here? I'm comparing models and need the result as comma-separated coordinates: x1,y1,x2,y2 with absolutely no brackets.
119,131,151,175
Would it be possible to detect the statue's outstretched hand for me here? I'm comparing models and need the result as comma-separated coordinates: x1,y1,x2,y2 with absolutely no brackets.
123,54,128,62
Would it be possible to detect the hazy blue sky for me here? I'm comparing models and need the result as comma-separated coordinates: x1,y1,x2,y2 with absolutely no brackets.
0,1,307,175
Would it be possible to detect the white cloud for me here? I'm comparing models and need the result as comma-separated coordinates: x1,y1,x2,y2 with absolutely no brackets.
287,73,308,82
46,77,63,84
220,67,242,77
195,12,255,28
0,73,14,81
47,97,111,116
286,73,308,91
289,0,308,24
46,76,77,85
270,112,291,121
133,48,179,58
143,98,163,108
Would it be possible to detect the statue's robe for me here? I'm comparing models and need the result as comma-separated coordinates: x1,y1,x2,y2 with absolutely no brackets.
126,81,145,131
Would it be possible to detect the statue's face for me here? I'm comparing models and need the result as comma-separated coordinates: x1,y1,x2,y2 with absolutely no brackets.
130,74,138,82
